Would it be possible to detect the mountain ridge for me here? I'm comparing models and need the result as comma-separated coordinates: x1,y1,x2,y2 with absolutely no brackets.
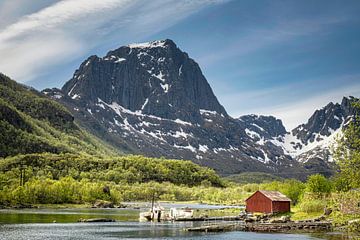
41,39,358,179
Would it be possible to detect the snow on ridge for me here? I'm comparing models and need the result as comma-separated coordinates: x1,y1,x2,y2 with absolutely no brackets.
141,98,149,110
171,128,192,139
252,123,265,132
174,119,192,126
52,94,62,99
199,109,218,115
334,115,341,121
103,55,126,63
245,128,260,139
199,144,209,153
97,98,192,126
161,83,169,93
259,149,271,164
128,40,166,49
154,71,166,82
174,144,196,153
268,124,343,161
71,94,80,100
115,58,126,63
68,83,77,96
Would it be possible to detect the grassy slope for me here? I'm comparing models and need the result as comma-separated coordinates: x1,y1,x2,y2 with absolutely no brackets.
0,73,119,158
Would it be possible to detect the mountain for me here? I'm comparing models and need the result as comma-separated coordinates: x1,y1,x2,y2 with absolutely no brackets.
271,96,359,175
62,39,227,124
44,39,303,177
43,39,359,178
0,73,118,158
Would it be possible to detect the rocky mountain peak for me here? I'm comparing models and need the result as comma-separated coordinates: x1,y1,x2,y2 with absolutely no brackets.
292,96,358,144
61,39,227,124
238,114,287,140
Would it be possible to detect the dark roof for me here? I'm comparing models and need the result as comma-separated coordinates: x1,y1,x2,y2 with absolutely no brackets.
246,190,291,202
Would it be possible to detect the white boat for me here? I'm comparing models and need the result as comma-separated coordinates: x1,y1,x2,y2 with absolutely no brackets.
169,207,194,219
139,206,194,221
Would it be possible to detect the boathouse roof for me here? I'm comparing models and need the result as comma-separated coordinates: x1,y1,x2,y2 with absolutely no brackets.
246,190,291,202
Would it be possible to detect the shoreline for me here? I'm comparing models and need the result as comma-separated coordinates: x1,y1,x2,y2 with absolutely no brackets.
0,201,244,210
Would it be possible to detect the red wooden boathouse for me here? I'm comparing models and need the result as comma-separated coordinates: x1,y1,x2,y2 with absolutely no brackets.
245,190,291,213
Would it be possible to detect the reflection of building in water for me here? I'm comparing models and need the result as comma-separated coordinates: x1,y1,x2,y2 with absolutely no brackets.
139,206,193,221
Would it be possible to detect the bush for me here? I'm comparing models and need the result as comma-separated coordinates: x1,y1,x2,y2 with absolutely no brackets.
299,199,325,213
305,174,333,195
243,183,259,193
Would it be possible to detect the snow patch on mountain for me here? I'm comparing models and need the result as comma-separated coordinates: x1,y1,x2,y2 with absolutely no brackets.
269,118,344,162
128,40,167,49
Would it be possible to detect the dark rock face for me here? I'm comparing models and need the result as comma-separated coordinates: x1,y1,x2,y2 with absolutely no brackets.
238,115,287,139
43,39,359,179
62,39,226,124
292,97,357,144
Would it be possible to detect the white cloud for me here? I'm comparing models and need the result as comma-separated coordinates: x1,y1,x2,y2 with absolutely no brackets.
0,0,225,82
0,0,58,28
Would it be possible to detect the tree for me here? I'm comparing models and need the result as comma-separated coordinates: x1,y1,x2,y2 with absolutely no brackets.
335,100,360,189
305,174,333,195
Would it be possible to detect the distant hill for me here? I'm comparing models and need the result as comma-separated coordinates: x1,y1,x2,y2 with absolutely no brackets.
225,172,284,184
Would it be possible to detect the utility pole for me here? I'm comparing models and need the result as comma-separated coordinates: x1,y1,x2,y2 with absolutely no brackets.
19,166,23,186
19,164,26,186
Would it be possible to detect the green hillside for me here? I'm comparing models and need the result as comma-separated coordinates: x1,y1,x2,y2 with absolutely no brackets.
225,172,284,184
0,73,119,157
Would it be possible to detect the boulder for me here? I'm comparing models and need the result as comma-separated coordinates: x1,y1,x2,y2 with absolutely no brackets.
92,200,114,208
280,215,291,222
324,207,332,216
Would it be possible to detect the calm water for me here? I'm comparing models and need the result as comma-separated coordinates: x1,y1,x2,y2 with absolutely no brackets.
0,205,353,240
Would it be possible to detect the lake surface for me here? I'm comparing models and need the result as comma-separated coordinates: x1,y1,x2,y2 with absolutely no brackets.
0,205,353,240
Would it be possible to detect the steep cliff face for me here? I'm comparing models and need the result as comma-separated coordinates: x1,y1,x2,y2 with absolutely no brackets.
62,39,227,124
44,39,359,178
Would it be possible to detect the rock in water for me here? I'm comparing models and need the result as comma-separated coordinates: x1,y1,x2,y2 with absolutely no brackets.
78,218,116,223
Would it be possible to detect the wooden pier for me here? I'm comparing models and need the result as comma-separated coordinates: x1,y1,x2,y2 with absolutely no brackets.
185,221,332,233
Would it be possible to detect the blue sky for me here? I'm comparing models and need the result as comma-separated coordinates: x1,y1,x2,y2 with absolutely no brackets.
0,0,360,129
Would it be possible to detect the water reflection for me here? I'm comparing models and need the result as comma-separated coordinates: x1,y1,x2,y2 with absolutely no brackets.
0,208,357,240
0,222,345,240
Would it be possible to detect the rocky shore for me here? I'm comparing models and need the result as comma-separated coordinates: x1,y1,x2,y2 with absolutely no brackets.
186,221,332,233
186,212,333,233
